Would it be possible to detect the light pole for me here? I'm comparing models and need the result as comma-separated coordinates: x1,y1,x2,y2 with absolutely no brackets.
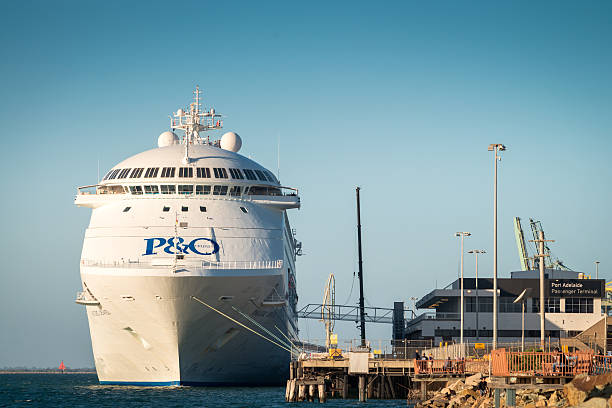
488,143,506,350
456,232,471,346
468,250,486,341
410,296,418,319
596,261,600,280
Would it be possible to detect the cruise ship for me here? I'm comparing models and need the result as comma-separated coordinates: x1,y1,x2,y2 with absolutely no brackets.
74,87,301,385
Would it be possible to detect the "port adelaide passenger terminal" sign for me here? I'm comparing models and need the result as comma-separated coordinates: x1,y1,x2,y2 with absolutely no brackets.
547,279,603,298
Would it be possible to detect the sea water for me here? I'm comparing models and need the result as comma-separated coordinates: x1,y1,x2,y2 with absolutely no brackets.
0,374,411,407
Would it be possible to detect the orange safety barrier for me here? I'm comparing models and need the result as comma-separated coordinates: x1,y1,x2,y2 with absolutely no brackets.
413,359,466,375
593,355,612,374
491,349,593,377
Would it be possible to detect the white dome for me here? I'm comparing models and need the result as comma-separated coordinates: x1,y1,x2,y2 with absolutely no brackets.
220,132,242,152
158,131,179,148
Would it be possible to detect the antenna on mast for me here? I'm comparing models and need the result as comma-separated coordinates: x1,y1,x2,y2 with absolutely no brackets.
170,86,224,163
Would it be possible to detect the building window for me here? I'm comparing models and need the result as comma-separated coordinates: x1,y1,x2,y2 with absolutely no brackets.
179,167,193,178
243,169,257,180
161,167,175,178
465,297,477,313
499,297,521,313
123,206,131,212
160,185,176,194
479,297,493,312
213,168,228,178
196,185,211,195
196,167,211,178
162,206,170,212
213,185,228,196
129,168,144,178
181,206,188,212
240,206,248,214
144,185,159,194
145,167,160,178
178,185,193,195
546,298,561,313
200,206,206,212
229,186,242,196
566,298,593,313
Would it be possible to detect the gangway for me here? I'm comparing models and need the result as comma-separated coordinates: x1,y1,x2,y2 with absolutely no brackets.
297,303,415,324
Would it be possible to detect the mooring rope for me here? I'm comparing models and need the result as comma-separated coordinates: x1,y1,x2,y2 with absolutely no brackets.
230,305,293,351
191,296,295,355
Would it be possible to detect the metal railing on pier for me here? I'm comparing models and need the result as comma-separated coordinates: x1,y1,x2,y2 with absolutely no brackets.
491,349,593,377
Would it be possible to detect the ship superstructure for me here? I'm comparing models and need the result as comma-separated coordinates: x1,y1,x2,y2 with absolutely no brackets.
75,87,301,385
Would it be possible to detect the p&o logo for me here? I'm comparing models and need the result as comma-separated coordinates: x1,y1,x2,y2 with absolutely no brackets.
143,237,220,256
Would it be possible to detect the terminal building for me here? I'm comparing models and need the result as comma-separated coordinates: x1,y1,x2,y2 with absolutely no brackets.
405,269,606,347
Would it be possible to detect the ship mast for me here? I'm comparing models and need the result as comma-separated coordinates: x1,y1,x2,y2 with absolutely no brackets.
170,86,224,164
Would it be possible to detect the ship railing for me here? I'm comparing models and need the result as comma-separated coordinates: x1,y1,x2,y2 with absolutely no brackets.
81,258,283,270
201,259,283,269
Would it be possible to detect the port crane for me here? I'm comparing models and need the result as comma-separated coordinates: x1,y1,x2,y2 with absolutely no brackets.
513,217,573,271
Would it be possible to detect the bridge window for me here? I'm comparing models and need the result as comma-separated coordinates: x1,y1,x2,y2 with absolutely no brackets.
265,171,277,183
213,168,228,178
181,206,188,212
179,167,193,178
144,185,159,194
123,206,131,212
229,186,242,196
102,170,113,180
254,170,267,181
229,168,244,179
163,206,170,212
160,185,176,194
200,206,206,212
178,185,193,195
129,186,143,195
243,169,257,180
196,185,211,195
129,168,144,178
197,167,211,178
161,167,175,178
107,169,121,180
117,168,132,179
213,185,228,196
145,167,159,178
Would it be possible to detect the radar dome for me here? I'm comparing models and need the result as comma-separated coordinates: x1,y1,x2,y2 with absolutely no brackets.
158,131,179,148
220,132,242,152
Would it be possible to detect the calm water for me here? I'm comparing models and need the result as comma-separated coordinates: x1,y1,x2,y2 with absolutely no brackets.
0,374,410,407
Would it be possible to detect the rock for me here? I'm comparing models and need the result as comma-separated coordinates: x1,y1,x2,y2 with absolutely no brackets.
575,397,609,407
523,402,536,408
566,378,590,406
466,373,482,387
549,391,559,405
535,399,547,407
448,380,465,391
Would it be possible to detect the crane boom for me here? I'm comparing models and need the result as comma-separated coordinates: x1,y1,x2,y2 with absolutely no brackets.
514,217,531,271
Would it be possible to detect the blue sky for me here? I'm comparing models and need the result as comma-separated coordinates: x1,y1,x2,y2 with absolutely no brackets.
0,1,610,367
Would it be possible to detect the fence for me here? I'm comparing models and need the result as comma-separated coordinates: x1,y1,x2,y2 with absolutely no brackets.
491,349,594,377
413,359,465,375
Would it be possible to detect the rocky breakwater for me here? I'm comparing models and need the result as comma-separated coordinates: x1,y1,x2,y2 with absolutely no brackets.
416,373,612,407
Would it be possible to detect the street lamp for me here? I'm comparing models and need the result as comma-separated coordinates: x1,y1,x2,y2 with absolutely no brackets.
488,143,506,350
596,261,600,280
468,250,486,341
456,232,471,346
488,143,506,349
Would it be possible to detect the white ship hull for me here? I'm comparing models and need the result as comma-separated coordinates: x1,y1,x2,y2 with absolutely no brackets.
83,268,295,385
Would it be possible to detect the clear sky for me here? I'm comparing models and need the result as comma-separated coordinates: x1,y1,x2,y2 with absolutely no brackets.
1,1,610,368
